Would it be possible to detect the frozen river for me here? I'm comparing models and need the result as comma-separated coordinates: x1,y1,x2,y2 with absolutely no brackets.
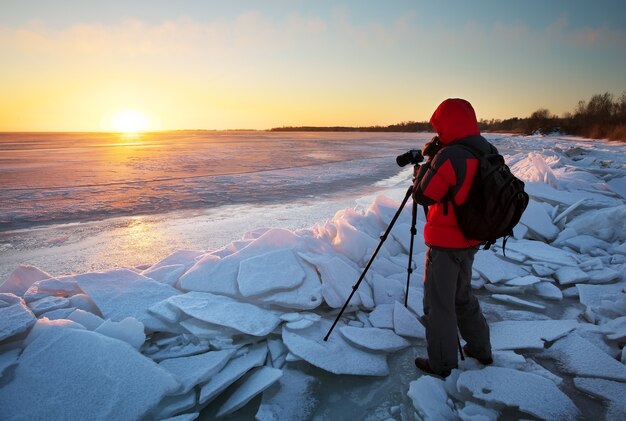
0,131,426,281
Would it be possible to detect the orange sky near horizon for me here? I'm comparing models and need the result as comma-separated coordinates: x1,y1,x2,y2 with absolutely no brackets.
1,2,625,132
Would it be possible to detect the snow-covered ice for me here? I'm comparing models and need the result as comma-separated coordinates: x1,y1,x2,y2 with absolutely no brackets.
457,366,579,419
1,133,626,419
0,328,179,420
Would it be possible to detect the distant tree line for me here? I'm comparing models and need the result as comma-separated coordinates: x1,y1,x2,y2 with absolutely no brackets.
480,91,626,141
270,121,432,132
271,92,626,142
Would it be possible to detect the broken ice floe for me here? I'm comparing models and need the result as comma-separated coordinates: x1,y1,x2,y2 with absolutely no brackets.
1,134,626,418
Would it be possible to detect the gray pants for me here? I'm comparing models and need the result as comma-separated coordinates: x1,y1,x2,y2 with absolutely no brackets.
422,246,491,374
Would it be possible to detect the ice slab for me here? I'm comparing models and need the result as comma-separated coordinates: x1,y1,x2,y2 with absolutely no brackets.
339,326,410,352
369,273,404,306
407,375,457,420
181,229,313,296
0,264,51,296
159,348,236,394
40,307,75,320
237,249,305,297
199,343,267,405
491,294,546,310
533,282,563,301
554,266,590,285
256,367,318,421
504,275,542,287
147,249,204,272
167,292,281,336
457,366,579,419
0,328,179,421
73,269,180,331
28,296,70,316
520,200,559,241
574,377,626,419
68,293,101,315
546,333,626,382
282,319,389,376
577,283,626,308
473,251,528,283
143,264,187,286
25,318,86,345
567,205,626,242
182,231,324,310
94,317,146,349
505,239,579,267
368,303,394,329
490,320,577,350
0,296,36,341
300,254,363,308
607,176,626,199
216,366,283,417
67,308,104,330
600,316,626,341
393,301,425,338
24,278,83,302
561,235,613,255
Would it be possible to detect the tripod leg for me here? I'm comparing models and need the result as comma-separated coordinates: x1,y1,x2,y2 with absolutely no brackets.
324,185,413,341
404,198,419,307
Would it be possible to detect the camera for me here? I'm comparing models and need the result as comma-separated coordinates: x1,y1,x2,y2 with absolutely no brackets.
396,149,424,167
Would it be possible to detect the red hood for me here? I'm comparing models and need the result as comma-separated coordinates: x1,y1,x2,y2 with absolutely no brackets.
429,98,480,144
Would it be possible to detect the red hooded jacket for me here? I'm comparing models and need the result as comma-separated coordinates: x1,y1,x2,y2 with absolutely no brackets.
413,98,496,248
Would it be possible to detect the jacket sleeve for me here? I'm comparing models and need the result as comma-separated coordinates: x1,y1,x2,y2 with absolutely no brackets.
413,151,457,206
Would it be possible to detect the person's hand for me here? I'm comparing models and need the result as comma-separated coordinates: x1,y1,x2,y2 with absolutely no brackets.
422,136,442,161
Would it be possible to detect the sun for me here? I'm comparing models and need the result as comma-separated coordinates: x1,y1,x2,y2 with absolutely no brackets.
110,109,150,133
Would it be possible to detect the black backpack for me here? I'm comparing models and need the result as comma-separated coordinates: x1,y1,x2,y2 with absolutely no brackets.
450,143,529,253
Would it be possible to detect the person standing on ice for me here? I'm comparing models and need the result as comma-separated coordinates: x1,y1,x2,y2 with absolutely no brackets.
411,98,493,378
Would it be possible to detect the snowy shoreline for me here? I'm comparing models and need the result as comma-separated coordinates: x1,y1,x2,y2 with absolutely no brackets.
1,134,626,420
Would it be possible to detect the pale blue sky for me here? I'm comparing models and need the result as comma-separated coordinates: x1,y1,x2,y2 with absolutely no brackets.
1,0,625,130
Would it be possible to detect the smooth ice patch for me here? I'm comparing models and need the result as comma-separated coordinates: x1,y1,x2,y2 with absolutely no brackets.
167,292,281,336
256,367,318,421
237,249,305,297
546,333,626,382
73,269,180,331
490,320,577,350
339,326,410,352
282,319,389,376
457,366,579,419
0,328,179,421
574,378,626,419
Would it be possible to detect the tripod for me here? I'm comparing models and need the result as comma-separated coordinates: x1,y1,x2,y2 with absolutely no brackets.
323,175,464,360
324,182,417,341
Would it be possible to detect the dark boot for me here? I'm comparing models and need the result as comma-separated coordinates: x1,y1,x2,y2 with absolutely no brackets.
463,345,493,365
415,358,452,378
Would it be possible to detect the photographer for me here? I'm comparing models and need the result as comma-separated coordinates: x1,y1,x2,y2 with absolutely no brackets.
411,98,493,378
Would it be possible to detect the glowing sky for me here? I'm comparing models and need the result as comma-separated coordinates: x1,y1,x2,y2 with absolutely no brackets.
1,0,625,131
